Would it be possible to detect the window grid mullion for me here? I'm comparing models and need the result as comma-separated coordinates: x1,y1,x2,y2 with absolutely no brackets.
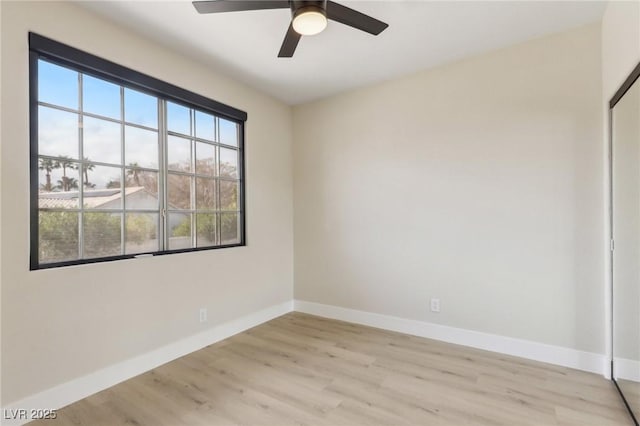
159,99,168,252
78,72,85,260
167,130,238,150
37,154,156,173
37,101,158,134
191,109,197,248
216,117,221,246
120,86,126,255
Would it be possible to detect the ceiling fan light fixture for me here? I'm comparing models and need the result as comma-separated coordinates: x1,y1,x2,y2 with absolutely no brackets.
193,0,389,57
292,6,327,36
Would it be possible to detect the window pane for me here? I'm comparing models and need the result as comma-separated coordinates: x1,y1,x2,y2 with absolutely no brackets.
39,211,79,263
168,213,192,250
196,178,216,210
34,42,246,269
82,164,121,190
219,118,238,146
219,180,239,210
83,212,122,258
125,170,159,210
196,213,216,247
168,136,191,172
220,212,240,245
219,147,238,178
83,116,121,165
83,75,120,119
38,60,78,110
82,164,122,209
39,106,79,159
38,158,80,209
126,213,158,254
125,126,158,169
168,173,191,210
195,142,215,176
195,110,215,141
124,88,157,128
167,101,191,135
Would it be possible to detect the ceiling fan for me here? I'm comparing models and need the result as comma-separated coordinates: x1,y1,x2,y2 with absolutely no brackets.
192,0,389,57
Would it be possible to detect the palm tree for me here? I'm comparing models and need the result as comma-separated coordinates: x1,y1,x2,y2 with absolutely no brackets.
82,158,95,189
38,158,60,191
56,156,77,183
57,176,78,192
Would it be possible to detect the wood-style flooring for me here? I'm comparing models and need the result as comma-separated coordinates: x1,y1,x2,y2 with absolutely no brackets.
616,379,639,422
30,312,632,425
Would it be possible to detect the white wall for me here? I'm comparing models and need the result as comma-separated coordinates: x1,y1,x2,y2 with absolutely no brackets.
0,1,293,406
293,23,604,354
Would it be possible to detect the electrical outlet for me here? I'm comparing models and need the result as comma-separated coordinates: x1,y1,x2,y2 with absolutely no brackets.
430,298,440,313
199,308,208,323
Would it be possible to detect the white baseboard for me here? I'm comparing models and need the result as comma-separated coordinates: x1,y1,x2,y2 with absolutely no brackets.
614,357,640,382
2,298,610,426
1,301,293,426
294,300,607,377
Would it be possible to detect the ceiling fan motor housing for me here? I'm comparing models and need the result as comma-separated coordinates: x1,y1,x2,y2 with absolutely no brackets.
291,0,327,18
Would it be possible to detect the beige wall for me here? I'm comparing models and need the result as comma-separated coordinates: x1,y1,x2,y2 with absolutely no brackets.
602,0,640,100
293,23,604,353
2,0,635,410
0,1,293,405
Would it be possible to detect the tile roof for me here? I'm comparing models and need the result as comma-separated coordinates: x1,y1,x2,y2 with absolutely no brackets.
38,187,147,209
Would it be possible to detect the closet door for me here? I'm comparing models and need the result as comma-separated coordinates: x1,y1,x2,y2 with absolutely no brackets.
612,62,640,425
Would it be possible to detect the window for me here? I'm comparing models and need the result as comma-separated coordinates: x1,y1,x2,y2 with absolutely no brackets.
29,33,247,270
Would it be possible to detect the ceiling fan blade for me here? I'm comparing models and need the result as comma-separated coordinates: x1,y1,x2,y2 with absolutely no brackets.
193,0,289,14
278,23,302,58
326,1,388,35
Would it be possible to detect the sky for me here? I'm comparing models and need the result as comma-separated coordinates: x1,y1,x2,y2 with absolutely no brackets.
37,59,239,195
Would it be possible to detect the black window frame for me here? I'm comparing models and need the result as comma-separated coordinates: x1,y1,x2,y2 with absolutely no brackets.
29,33,247,270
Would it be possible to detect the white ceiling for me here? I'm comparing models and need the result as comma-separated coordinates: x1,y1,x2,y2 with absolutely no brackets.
80,0,607,105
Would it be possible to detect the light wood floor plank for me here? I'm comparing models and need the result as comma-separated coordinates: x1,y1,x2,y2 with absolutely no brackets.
29,312,632,425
